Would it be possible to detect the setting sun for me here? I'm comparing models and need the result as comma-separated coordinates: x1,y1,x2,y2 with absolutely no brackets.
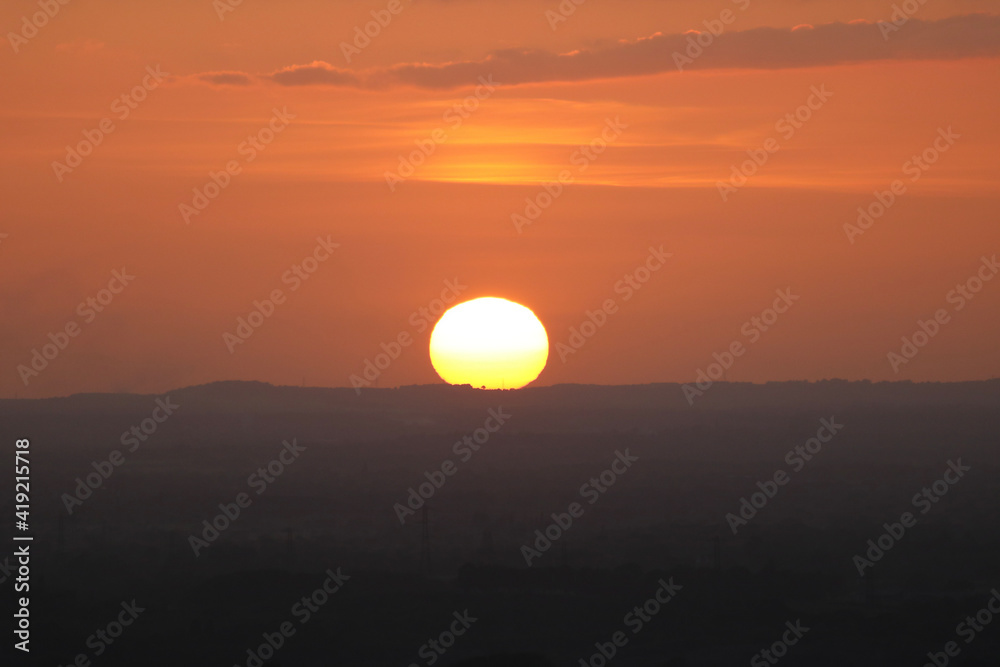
429,297,549,389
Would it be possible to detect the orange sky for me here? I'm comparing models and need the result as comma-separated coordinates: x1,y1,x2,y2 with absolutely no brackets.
1,0,998,396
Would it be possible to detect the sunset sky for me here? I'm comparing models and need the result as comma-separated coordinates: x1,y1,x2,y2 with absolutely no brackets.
1,0,998,397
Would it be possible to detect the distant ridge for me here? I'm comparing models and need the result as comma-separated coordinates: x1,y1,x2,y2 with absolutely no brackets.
3,379,998,415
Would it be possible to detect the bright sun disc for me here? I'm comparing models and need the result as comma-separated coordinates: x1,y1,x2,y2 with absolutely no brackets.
429,297,548,389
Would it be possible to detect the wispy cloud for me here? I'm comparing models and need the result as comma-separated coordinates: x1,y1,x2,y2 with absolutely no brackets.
196,71,255,86
267,61,363,87
187,14,1000,90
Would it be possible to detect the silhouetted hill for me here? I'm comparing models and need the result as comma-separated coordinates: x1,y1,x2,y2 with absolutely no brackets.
4,377,998,421
3,380,998,666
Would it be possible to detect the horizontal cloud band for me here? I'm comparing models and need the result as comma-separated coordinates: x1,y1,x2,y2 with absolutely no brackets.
190,14,1000,90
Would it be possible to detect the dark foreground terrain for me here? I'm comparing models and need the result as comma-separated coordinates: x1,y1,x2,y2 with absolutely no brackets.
2,380,999,666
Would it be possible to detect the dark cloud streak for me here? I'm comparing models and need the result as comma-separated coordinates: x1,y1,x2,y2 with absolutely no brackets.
192,14,1000,90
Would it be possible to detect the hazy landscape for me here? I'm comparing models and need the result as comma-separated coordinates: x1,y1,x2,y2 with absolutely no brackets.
3,380,998,665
